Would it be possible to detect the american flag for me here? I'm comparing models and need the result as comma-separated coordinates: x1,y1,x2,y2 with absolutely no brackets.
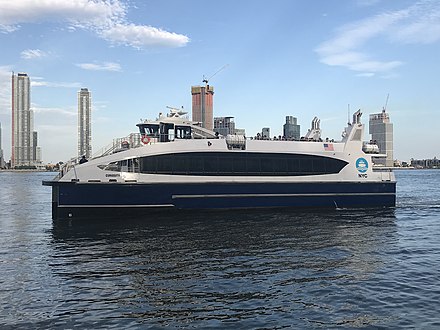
324,143,334,151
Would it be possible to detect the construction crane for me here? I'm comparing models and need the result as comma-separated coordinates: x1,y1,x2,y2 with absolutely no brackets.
383,93,390,112
202,64,229,85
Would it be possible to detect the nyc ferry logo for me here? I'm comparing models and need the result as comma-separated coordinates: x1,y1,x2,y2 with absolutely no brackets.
356,157,368,178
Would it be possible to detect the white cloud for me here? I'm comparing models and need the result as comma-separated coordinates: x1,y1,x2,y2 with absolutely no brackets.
31,80,82,88
32,106,77,117
389,2,440,44
31,80,81,88
356,72,375,77
76,62,122,72
356,0,381,7
101,23,190,48
322,50,402,72
0,0,124,31
316,0,440,75
92,100,109,112
0,0,189,49
30,77,84,88
21,49,47,59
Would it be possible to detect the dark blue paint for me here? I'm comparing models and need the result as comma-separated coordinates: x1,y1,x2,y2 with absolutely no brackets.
48,181,396,218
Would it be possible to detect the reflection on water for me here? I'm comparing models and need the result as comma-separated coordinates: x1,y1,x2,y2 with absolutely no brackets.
45,209,399,328
2,170,440,328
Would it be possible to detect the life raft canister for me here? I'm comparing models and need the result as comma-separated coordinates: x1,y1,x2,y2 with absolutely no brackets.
141,136,151,144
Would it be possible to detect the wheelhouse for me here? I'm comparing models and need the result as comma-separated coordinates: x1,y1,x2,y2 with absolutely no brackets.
137,122,192,142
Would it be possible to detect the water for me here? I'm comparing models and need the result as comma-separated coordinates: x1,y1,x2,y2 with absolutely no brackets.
0,170,439,329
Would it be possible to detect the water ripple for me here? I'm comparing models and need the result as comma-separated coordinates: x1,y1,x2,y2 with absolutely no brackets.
0,170,439,328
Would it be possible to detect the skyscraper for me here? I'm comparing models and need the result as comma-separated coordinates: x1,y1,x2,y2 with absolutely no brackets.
0,121,4,168
283,116,301,140
78,88,92,158
32,131,38,162
12,72,37,168
369,109,393,167
191,85,214,131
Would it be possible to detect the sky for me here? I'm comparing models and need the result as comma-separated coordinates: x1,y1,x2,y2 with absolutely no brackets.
0,0,439,163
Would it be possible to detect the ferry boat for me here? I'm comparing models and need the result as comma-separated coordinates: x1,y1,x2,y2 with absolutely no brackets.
43,109,396,219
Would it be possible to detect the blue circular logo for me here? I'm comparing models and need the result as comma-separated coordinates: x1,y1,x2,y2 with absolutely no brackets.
356,158,368,173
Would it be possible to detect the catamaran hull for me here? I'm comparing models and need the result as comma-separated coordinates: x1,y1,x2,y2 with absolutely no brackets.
43,180,396,219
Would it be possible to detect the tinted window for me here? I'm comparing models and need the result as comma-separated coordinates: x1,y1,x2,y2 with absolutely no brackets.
139,152,347,176
247,155,260,174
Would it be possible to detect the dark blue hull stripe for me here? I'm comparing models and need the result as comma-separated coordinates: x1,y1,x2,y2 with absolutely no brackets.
57,192,394,208
48,181,396,218
59,204,174,208
172,192,395,199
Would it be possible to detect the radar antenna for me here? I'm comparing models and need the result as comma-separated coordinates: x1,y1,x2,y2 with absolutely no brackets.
166,105,187,117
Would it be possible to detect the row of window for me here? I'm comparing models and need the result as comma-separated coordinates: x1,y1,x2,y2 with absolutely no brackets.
103,152,348,176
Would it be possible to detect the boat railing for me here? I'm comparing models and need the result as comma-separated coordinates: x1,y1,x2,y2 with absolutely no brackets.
93,133,143,158
58,156,81,179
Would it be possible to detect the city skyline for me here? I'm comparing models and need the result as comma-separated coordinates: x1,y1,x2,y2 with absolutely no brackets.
1,0,440,163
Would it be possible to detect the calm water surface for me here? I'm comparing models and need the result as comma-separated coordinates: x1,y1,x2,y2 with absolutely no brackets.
0,170,439,329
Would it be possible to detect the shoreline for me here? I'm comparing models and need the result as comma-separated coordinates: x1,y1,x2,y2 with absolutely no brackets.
0,169,56,173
